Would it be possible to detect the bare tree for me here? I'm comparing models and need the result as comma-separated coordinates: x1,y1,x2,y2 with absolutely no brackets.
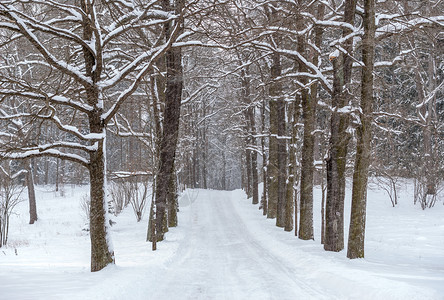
0,0,187,271
347,0,375,259
324,0,357,252
0,162,25,247
152,0,185,246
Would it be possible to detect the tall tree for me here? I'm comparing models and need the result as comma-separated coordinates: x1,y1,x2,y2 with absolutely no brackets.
324,0,357,252
298,1,324,240
266,4,283,221
347,0,375,259
152,0,185,245
25,160,37,224
0,0,183,271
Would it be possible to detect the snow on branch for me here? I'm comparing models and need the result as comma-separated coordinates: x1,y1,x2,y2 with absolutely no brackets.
11,11,90,53
181,83,219,105
50,115,104,142
102,18,184,124
250,41,332,93
103,7,173,47
416,80,444,110
0,4,93,88
376,15,444,40
301,12,357,32
30,0,86,20
0,88,93,114
0,148,89,168
109,171,153,181
98,44,162,90
373,111,424,127
23,141,98,153
109,113,152,139
0,165,27,179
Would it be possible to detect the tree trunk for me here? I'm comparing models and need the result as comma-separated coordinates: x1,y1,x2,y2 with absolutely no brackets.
424,54,437,199
25,159,38,224
246,103,259,205
168,168,178,227
347,0,375,259
56,158,59,192
222,152,227,190
80,0,114,271
202,121,208,189
321,180,326,244
154,0,183,244
285,98,299,232
267,50,281,220
251,145,259,205
44,157,49,185
324,97,349,251
261,98,268,215
324,0,356,252
298,2,324,240
276,96,287,228
299,87,315,239
245,148,252,198
147,184,156,243
89,141,115,272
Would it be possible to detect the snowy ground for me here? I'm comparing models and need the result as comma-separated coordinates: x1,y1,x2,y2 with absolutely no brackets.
1,182,443,299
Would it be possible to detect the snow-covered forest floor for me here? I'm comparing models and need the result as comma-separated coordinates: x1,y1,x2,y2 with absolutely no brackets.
1,181,443,299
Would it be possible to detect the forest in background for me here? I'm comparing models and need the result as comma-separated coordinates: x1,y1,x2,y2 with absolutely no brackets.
0,0,443,271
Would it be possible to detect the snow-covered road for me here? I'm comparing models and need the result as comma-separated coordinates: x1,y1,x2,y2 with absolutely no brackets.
148,189,443,299
151,189,326,299
1,186,443,299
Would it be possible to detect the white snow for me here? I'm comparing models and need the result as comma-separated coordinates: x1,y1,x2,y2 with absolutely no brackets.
0,182,443,299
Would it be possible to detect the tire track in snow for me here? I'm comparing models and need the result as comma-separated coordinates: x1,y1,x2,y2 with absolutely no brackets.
150,190,331,299
220,191,331,299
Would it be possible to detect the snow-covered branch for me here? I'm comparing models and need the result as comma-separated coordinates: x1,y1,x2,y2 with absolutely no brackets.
0,4,94,88
0,148,89,168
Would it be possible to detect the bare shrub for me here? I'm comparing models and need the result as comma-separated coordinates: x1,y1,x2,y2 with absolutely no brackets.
414,178,441,210
80,194,90,227
0,177,24,247
129,179,150,222
109,177,150,222
373,174,400,207
108,181,126,216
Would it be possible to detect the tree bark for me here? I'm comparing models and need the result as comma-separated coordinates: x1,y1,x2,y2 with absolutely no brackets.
44,157,49,185
245,148,252,197
298,2,324,240
267,50,281,220
299,87,315,239
324,0,356,252
222,152,227,190
89,140,115,272
154,0,184,243
80,0,114,272
276,95,287,228
246,102,259,205
266,5,286,222
347,0,375,259
168,167,178,227
25,160,37,224
202,118,208,189
251,143,259,205
260,98,268,215
285,98,299,232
